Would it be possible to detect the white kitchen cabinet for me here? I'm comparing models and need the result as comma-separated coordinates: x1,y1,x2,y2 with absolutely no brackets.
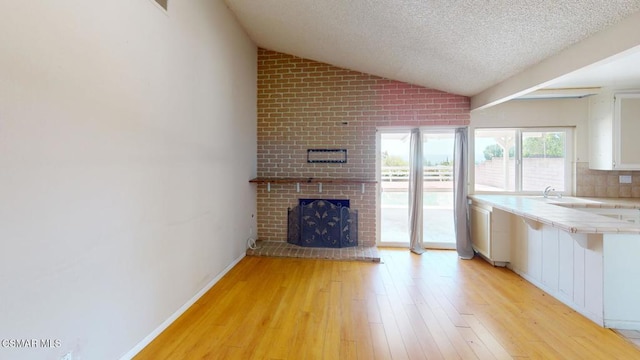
510,223,604,326
589,91,640,170
573,239,586,308
558,231,574,301
541,226,559,292
470,204,490,258
469,195,640,330
603,234,640,329
584,238,604,321
469,202,510,266
525,224,543,281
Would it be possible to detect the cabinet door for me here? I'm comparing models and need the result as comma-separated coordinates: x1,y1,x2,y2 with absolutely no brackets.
541,226,559,292
470,204,491,258
614,94,640,169
588,92,614,170
489,209,511,263
584,238,604,320
558,231,574,300
527,226,543,282
573,238,586,308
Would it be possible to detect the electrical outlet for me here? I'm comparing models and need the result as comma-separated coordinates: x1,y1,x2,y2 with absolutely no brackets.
61,352,73,360
620,175,632,184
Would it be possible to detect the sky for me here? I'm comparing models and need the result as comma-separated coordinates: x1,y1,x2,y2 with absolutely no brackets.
381,133,495,164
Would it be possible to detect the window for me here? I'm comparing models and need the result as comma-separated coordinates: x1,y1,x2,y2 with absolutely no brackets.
473,128,573,194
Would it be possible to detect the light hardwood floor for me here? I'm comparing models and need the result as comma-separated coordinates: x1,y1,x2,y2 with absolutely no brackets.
134,249,640,359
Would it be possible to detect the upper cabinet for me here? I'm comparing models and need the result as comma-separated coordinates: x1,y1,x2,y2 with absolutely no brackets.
589,91,640,170
615,94,640,169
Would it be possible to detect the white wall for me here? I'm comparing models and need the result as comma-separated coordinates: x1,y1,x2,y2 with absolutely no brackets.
0,1,257,359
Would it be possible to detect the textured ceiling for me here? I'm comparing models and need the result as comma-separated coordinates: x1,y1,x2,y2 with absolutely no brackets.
223,0,640,97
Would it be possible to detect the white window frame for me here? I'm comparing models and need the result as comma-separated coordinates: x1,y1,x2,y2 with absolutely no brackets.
471,127,574,195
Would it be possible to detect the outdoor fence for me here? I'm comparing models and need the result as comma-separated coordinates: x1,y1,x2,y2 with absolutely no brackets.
474,157,565,191
381,165,453,182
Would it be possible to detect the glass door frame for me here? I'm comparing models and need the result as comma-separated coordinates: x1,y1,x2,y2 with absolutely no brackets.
421,127,456,250
376,128,412,247
376,126,458,248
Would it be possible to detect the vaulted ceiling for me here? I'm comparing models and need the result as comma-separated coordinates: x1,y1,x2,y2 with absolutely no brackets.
224,0,640,109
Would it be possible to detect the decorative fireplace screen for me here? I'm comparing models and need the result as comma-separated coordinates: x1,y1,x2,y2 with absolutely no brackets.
287,199,358,248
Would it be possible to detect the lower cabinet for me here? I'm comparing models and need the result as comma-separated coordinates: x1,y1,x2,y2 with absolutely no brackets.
509,221,604,326
469,204,490,258
468,198,640,330
603,234,640,329
469,202,510,266
541,226,559,292
558,231,575,301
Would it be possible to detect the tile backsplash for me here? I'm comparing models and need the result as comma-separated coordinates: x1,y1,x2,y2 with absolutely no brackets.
576,162,640,198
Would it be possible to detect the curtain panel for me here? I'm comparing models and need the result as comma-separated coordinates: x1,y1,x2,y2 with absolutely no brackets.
408,128,425,254
454,127,474,259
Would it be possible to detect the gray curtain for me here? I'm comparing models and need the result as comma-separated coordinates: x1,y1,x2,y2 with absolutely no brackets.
454,127,474,259
408,128,425,254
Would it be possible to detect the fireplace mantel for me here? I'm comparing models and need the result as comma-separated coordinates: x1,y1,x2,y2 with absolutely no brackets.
249,177,376,184
249,177,376,193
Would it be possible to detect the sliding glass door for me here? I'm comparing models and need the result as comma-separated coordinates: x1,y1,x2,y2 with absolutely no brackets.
378,129,456,249
422,130,455,249
379,131,411,246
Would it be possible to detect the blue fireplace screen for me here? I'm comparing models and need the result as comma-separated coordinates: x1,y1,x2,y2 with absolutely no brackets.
288,199,358,248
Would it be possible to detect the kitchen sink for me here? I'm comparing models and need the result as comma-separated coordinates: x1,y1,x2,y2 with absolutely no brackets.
527,196,601,205
572,207,640,224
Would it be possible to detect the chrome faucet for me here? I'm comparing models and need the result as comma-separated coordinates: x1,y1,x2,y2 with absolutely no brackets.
543,186,562,198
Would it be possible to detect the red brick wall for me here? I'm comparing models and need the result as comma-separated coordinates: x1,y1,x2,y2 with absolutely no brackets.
257,49,470,246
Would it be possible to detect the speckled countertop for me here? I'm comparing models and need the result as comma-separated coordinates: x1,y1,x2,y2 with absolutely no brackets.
468,195,640,234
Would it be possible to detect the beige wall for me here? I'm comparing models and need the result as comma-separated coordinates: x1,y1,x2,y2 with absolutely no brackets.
0,1,256,359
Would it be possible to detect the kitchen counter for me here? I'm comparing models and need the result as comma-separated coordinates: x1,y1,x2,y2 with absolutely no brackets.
469,195,640,234
467,194,640,331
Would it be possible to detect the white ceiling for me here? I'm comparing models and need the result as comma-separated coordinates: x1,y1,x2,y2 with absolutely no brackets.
223,0,640,104
544,45,640,90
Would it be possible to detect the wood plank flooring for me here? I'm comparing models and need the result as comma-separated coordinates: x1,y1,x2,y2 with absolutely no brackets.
134,249,640,359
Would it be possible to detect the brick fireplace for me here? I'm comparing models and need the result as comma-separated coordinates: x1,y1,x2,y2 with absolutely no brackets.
255,49,470,247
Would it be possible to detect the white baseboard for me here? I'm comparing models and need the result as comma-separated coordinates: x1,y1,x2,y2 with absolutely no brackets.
605,319,640,331
378,241,409,248
424,242,456,250
378,242,456,250
119,252,246,360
